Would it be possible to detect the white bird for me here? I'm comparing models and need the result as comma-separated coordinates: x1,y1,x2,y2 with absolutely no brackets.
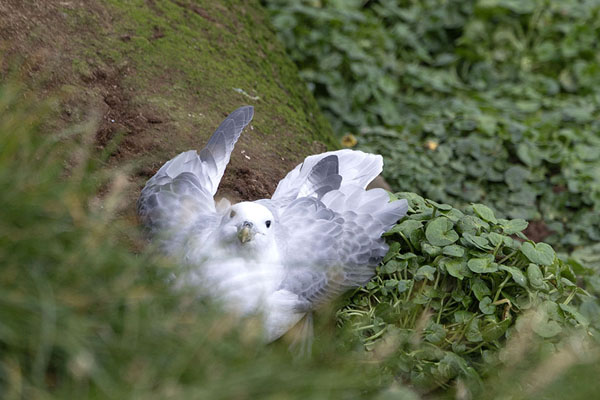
138,106,408,343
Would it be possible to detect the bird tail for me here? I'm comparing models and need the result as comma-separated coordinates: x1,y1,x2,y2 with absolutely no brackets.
286,312,314,358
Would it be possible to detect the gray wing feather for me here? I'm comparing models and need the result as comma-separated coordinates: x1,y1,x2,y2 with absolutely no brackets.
138,106,254,253
272,149,383,203
299,154,342,198
272,186,408,307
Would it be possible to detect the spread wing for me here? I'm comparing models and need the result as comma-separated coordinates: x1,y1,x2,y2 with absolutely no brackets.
271,149,383,204
264,151,407,308
137,106,254,254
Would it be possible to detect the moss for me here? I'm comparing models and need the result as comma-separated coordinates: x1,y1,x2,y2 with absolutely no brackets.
90,0,336,150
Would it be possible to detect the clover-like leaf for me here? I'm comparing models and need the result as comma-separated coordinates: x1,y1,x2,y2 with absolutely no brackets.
526,263,546,290
500,218,529,235
422,243,442,257
559,303,589,328
499,265,528,288
465,319,483,342
425,217,459,246
479,297,496,315
427,199,453,211
443,258,470,280
397,280,412,294
383,242,401,263
481,318,511,342
381,259,405,274
461,233,494,251
467,256,498,274
457,215,489,235
388,219,423,237
532,319,563,338
425,322,447,344
521,242,555,266
472,204,497,224
471,278,491,301
454,310,475,324
443,245,465,257
416,265,436,281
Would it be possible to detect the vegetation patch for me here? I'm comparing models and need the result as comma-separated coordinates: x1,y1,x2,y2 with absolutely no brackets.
339,192,600,395
264,0,600,254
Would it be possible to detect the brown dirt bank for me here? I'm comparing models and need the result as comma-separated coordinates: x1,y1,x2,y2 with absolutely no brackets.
0,0,337,213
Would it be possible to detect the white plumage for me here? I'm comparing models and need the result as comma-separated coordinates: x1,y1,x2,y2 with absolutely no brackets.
138,106,408,342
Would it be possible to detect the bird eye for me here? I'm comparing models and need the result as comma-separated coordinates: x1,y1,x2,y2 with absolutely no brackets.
230,210,236,218
265,220,271,228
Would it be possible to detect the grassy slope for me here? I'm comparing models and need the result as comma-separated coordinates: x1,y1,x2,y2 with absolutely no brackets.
1,0,336,206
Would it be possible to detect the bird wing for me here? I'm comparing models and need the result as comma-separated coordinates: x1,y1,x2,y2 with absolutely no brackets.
268,182,408,308
271,149,383,204
137,106,254,254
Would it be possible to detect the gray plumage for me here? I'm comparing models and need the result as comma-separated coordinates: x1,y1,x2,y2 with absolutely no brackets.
138,106,408,341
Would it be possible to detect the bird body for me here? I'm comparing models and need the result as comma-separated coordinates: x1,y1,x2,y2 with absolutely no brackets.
138,106,408,342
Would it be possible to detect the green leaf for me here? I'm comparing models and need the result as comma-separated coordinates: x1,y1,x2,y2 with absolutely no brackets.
462,233,494,251
499,265,528,288
521,242,555,266
472,204,497,224
501,219,529,235
397,280,412,294
504,166,531,190
559,303,589,328
481,318,511,342
425,217,459,246
484,232,503,247
425,323,446,344
443,245,465,257
383,242,401,263
457,215,489,235
527,263,545,290
479,297,496,315
471,278,491,301
532,319,562,338
381,259,405,274
426,199,453,211
454,310,475,324
465,319,483,342
467,256,498,274
422,243,442,257
416,265,436,281
443,258,470,280
388,219,423,236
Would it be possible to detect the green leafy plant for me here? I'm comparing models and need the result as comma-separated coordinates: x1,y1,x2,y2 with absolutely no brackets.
338,192,598,393
264,0,600,253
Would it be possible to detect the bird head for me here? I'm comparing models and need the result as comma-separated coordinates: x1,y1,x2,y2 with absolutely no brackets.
219,202,275,251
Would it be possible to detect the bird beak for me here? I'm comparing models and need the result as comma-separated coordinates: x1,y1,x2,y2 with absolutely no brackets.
237,221,254,243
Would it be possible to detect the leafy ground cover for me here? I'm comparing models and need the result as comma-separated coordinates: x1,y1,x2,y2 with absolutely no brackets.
339,192,600,395
263,0,600,254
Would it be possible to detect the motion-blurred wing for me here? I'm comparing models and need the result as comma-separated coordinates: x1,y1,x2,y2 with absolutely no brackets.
138,106,254,254
272,149,383,203
273,188,407,307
